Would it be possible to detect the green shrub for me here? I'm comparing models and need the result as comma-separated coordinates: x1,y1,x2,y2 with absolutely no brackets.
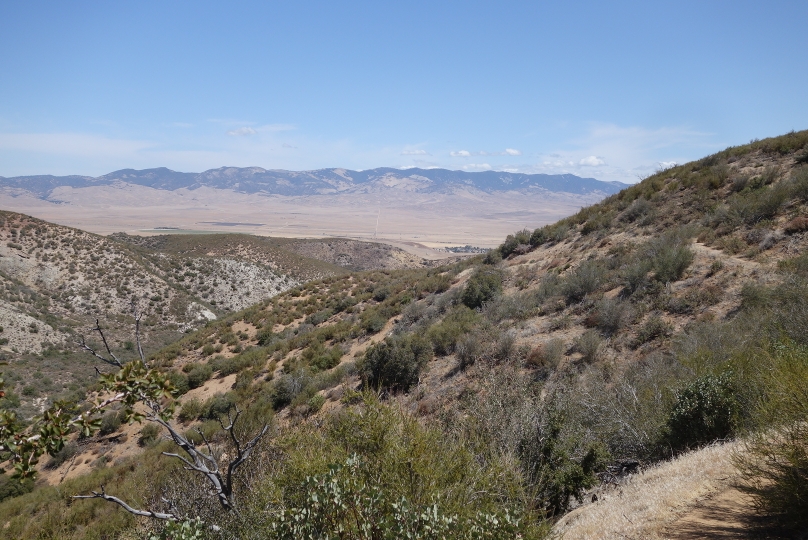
361,334,432,392
462,268,503,309
648,235,694,283
427,306,479,355
634,315,672,347
360,307,388,334
593,297,633,335
525,338,565,370
45,441,79,470
735,342,808,532
456,333,483,369
178,398,204,422
500,229,532,258
518,410,609,516
201,392,236,420
307,393,326,414
271,369,312,410
210,348,267,376
187,363,213,389
663,372,737,451
0,475,34,503
138,423,160,447
302,342,343,371
269,453,524,539
167,371,190,396
619,197,651,223
99,410,123,436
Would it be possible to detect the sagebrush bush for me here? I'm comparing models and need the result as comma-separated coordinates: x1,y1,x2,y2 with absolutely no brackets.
177,398,203,423
562,260,605,303
99,410,123,436
634,315,672,347
456,333,482,369
574,331,603,364
186,363,213,389
647,232,694,283
138,423,161,447
526,339,564,370
500,229,532,258
593,297,633,335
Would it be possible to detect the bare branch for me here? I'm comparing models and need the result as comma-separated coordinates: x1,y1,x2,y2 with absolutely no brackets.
94,319,123,367
78,331,123,368
73,486,177,521
226,421,269,500
132,302,146,365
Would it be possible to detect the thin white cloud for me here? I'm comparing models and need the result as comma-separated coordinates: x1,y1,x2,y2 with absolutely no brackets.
452,149,522,157
227,127,257,136
579,156,606,166
462,163,492,171
401,149,430,155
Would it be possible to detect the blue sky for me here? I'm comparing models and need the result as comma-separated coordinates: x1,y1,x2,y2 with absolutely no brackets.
1,1,806,182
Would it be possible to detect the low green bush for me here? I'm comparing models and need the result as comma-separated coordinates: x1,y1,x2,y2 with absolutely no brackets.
663,372,737,451
178,398,204,423
99,410,124,436
138,423,160,447
361,334,432,392
186,363,213,389
462,268,503,309
562,260,605,303
427,306,479,355
634,315,673,347
201,392,236,420
0,474,34,503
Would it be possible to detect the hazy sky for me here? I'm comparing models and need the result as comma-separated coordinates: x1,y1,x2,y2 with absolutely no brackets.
1,1,806,182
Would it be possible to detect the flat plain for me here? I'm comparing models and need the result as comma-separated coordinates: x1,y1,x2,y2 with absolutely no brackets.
0,183,603,250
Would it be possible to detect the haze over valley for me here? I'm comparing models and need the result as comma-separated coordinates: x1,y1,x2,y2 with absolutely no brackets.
0,166,626,248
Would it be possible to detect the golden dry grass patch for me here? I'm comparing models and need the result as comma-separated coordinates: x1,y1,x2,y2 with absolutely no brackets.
553,441,741,540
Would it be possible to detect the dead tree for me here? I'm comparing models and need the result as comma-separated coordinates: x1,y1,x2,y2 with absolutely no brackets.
71,308,270,521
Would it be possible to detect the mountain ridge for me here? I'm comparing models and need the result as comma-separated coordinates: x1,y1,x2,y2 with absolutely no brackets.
0,166,628,198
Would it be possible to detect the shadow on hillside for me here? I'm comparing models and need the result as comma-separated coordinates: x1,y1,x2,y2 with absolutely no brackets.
664,502,800,540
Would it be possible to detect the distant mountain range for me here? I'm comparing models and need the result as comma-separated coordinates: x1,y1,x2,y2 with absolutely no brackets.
0,166,628,198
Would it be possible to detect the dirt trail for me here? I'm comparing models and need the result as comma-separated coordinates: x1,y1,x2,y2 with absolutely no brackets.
662,486,760,539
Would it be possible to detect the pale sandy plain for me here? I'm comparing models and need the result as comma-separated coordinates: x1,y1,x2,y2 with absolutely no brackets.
0,183,603,254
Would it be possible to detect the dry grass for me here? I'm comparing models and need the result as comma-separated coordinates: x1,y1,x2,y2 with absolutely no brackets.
553,441,741,540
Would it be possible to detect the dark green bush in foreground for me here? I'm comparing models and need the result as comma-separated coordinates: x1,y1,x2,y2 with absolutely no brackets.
663,372,738,452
